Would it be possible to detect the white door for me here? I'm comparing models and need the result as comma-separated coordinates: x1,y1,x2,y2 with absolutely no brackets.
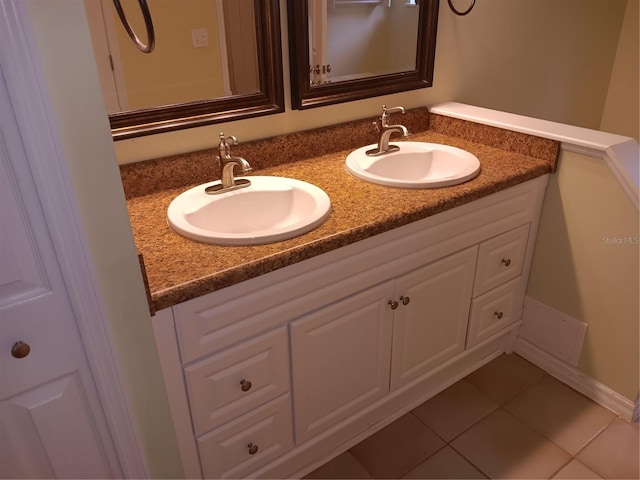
0,74,122,479
390,247,478,390
83,0,128,112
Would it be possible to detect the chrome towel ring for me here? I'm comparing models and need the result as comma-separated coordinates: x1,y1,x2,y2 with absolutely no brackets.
112,0,155,53
448,0,476,16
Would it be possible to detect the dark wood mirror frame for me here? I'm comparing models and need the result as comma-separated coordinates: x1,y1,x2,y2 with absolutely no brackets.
110,0,284,141
287,0,439,110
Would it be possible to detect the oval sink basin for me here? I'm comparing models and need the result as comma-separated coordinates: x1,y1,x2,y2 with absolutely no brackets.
167,176,331,245
345,141,480,188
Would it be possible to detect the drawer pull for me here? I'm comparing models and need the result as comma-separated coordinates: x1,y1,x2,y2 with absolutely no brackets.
501,258,512,267
247,443,259,455
240,379,252,392
400,296,410,306
388,300,399,310
11,341,31,359
494,311,504,319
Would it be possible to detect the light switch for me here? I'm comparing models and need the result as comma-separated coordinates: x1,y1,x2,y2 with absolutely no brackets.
191,28,208,48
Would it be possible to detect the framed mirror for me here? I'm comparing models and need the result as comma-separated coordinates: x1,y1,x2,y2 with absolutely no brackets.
86,0,284,140
287,0,439,110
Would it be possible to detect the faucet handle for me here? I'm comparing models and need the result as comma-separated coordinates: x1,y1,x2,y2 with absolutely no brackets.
382,105,406,116
380,105,405,127
218,132,238,146
217,132,239,160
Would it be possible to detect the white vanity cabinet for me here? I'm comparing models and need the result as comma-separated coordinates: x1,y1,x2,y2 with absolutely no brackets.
151,176,548,479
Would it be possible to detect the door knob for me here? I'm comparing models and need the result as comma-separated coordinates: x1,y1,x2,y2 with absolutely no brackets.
400,296,410,305
501,258,512,267
11,341,31,359
388,300,399,310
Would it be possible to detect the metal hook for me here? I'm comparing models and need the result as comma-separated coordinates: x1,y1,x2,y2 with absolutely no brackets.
447,0,476,16
112,0,156,53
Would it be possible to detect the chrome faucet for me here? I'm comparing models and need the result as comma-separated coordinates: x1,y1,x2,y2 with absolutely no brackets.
206,132,252,194
366,105,411,156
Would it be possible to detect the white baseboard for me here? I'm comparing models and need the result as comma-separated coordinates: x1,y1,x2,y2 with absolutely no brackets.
515,337,637,422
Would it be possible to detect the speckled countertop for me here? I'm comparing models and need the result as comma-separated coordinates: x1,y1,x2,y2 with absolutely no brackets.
122,109,559,313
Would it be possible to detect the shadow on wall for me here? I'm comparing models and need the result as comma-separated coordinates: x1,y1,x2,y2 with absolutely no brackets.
526,170,584,322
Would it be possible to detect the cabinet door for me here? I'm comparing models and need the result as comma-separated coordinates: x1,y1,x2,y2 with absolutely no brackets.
290,281,395,443
390,247,477,390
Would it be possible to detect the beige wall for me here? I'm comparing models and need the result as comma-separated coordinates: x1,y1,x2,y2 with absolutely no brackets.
115,0,628,164
115,0,226,109
600,0,639,141
527,150,639,400
24,1,183,477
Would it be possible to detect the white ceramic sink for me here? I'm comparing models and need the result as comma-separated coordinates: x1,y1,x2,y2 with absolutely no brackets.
345,141,481,188
167,176,331,245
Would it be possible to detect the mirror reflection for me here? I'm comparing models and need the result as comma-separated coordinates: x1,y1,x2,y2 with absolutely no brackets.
289,0,438,110
308,0,419,86
85,0,283,140
86,0,259,113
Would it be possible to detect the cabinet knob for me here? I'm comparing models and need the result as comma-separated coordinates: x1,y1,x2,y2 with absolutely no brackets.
400,296,410,306
240,379,252,392
494,311,504,319
388,300,399,310
11,341,31,359
247,443,259,455
501,258,512,267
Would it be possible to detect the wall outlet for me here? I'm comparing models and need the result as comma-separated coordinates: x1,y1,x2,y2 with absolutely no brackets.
191,28,208,48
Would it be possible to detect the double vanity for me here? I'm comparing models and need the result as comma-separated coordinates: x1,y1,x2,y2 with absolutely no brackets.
165,107,481,247
122,109,559,478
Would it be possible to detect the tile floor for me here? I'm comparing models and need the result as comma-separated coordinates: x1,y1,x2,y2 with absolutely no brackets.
304,353,639,479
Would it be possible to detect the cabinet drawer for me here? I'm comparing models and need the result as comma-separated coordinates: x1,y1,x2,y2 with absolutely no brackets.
467,277,521,347
197,394,294,479
473,224,529,297
184,327,290,436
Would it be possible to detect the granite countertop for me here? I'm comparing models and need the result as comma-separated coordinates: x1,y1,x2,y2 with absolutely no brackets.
123,111,559,313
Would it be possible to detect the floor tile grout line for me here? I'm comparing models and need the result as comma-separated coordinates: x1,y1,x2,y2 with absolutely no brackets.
408,401,499,444
446,441,492,479
565,414,623,480
350,450,375,480
546,456,577,480
393,443,448,479
408,408,502,480
501,390,622,463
